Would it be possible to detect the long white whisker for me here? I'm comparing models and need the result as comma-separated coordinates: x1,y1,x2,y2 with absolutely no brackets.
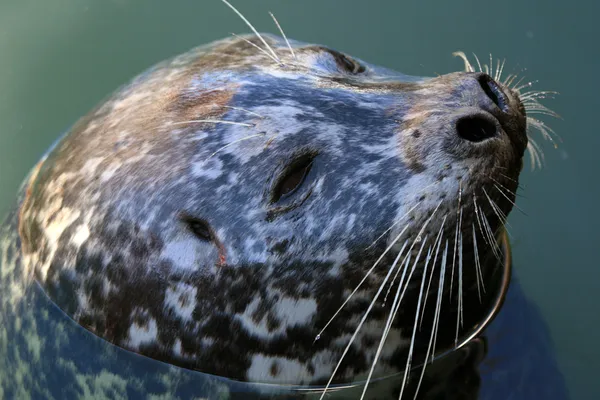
173,119,254,127
455,228,464,345
220,0,282,63
511,75,527,91
230,33,281,64
224,106,265,118
478,202,503,261
514,80,537,92
473,194,494,253
483,188,511,230
452,51,474,72
319,239,410,400
383,240,410,304
497,58,506,82
368,203,421,250
359,244,424,399
473,53,483,73
419,215,447,328
397,237,433,400
472,224,484,302
413,240,449,399
431,241,448,361
492,182,527,216
450,181,462,302
527,116,560,143
316,223,411,340
268,12,296,60
208,133,266,159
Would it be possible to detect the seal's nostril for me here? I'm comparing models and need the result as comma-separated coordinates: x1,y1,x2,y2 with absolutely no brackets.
456,115,497,143
477,74,507,111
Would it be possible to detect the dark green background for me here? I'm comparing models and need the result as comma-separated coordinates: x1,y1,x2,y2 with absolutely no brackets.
0,0,595,398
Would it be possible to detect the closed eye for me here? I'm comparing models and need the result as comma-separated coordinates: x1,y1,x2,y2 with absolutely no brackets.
271,153,316,203
328,49,366,74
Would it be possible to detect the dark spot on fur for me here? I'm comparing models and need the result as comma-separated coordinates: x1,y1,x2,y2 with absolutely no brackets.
270,239,290,254
270,361,279,377
412,129,422,138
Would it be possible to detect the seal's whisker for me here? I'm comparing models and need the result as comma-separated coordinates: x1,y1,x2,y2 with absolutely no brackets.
503,73,518,87
455,228,464,345
492,182,527,215
514,80,538,92
398,236,432,400
367,181,438,250
473,194,498,259
452,52,475,72
450,181,463,302
268,12,297,60
496,171,525,191
511,76,528,91
523,99,559,117
527,116,561,143
230,33,281,65
483,188,512,231
488,54,494,78
354,201,444,398
367,200,424,250
526,138,544,170
321,234,423,400
208,133,267,159
419,215,447,328
316,223,410,340
496,58,506,82
476,200,503,261
471,224,485,302
413,240,449,399
382,240,410,304
359,243,418,399
173,119,254,127
524,108,561,118
479,201,503,258
220,0,282,64
472,53,483,73
520,90,559,101
223,106,265,118
431,241,448,361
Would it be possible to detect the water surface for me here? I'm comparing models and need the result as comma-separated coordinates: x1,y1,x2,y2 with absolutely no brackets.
0,0,596,398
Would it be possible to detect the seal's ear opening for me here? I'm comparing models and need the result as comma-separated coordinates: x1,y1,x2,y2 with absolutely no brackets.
180,214,213,242
272,153,316,203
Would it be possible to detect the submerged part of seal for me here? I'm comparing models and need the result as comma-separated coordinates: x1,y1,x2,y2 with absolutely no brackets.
0,19,555,399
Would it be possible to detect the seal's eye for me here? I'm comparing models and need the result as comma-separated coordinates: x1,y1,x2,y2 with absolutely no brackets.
272,154,315,203
329,50,366,74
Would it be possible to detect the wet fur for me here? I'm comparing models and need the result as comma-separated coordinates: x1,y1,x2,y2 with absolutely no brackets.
0,3,556,399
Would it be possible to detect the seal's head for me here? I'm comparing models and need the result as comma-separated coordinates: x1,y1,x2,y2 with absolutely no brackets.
16,30,547,394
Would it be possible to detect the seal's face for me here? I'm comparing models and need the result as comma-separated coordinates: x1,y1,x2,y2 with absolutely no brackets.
16,34,531,386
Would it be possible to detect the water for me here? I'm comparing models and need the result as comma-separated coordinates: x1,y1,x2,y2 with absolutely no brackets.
0,0,597,398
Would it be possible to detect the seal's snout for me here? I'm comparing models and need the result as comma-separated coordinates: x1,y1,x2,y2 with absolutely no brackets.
449,72,527,155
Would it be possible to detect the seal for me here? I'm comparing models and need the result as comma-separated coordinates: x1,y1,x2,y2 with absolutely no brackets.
0,2,560,399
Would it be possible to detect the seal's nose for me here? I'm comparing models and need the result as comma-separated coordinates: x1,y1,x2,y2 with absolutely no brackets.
456,114,497,143
475,73,509,113
453,73,511,143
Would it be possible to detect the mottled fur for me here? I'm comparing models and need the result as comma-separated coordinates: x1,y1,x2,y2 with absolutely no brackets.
2,32,530,398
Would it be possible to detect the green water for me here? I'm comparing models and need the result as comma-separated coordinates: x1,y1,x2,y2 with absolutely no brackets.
0,0,596,398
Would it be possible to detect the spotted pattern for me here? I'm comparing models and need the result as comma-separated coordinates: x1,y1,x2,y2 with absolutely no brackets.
4,33,528,392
